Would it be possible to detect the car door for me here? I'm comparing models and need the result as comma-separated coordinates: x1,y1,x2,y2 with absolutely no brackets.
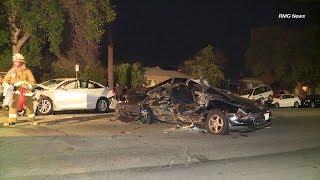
260,86,269,100
53,80,87,110
253,87,263,100
83,80,106,109
281,95,292,107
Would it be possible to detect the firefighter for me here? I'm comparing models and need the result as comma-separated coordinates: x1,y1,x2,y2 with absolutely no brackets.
2,53,37,127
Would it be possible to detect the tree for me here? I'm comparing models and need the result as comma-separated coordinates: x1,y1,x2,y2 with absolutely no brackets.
0,0,116,82
130,62,144,89
184,45,224,86
58,0,115,63
115,63,130,88
0,0,65,69
51,0,116,82
245,26,320,90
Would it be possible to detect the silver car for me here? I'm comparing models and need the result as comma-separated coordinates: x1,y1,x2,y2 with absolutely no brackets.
35,78,115,115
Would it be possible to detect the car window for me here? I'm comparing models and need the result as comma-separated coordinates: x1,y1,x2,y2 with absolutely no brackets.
87,82,95,89
92,82,103,88
282,95,293,99
171,84,195,104
41,79,65,88
60,81,78,89
253,87,263,95
79,80,103,89
240,89,253,95
265,86,271,92
79,80,87,88
261,86,268,93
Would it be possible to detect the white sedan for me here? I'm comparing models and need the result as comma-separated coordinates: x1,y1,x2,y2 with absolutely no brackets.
34,78,115,115
272,94,301,108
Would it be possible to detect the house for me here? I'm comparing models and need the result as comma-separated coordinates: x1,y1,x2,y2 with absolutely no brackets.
144,67,191,87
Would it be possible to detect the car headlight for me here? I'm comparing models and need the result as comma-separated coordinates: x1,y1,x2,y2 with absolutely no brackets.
237,108,254,120
227,113,238,121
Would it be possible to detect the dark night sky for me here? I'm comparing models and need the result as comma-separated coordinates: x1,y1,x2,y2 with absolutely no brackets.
111,0,318,78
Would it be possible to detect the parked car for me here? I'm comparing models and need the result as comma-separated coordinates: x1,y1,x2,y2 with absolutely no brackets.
272,94,301,108
116,78,271,135
301,95,320,108
240,85,273,102
34,78,115,115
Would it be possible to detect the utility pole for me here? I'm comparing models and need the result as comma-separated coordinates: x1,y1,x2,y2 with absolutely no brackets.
107,24,114,90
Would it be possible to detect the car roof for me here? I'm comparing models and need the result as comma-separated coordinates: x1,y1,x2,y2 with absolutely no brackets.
52,78,77,81
255,84,270,88
147,78,208,92
281,94,295,96
43,78,106,87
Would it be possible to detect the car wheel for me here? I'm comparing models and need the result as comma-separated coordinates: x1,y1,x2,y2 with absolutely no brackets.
274,102,280,108
140,107,153,124
36,97,53,115
294,101,299,108
311,102,315,108
205,110,229,135
96,98,109,113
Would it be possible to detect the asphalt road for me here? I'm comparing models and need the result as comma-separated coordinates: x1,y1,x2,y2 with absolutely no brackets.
0,108,320,179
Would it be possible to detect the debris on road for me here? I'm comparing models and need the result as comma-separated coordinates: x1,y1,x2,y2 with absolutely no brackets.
120,131,131,134
168,160,174,167
163,124,207,134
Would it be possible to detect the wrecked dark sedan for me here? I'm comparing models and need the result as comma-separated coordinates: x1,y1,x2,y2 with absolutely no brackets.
115,78,271,135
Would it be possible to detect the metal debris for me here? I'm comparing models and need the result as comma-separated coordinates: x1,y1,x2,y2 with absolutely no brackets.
164,124,207,134
168,160,174,167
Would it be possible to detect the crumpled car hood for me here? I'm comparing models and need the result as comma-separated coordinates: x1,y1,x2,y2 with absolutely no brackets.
220,95,263,113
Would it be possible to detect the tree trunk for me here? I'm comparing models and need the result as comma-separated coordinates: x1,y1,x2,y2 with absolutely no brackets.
9,9,30,54
12,33,30,54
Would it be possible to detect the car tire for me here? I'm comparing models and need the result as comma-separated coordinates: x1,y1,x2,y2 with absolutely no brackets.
36,96,53,115
274,102,280,108
96,97,109,113
311,102,316,108
140,107,153,124
294,101,299,108
205,110,229,135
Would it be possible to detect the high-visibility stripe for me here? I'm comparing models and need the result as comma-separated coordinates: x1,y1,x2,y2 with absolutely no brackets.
13,91,34,96
9,114,17,118
28,114,35,118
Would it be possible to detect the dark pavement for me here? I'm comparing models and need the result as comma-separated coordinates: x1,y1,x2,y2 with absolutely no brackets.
0,108,320,179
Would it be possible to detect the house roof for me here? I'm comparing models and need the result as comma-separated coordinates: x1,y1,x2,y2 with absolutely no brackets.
144,67,190,79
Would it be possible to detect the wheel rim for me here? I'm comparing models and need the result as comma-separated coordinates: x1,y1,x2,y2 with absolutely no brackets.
208,115,224,133
275,103,279,108
294,102,298,107
38,100,51,114
311,102,315,108
98,99,108,111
